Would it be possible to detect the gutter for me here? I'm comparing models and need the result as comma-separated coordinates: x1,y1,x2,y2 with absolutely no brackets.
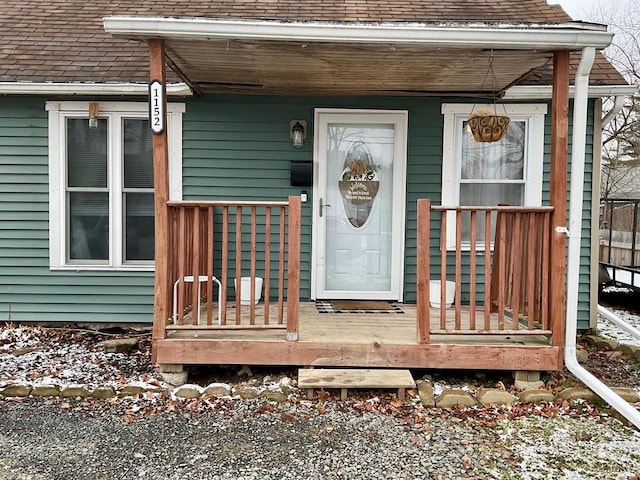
0,82,193,96
103,16,614,50
564,47,640,429
505,85,636,100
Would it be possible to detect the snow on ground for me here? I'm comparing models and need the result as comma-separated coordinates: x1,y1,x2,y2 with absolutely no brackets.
598,287,640,347
491,415,640,480
0,326,162,389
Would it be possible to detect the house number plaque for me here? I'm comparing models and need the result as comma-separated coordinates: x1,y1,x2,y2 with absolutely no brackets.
149,80,165,134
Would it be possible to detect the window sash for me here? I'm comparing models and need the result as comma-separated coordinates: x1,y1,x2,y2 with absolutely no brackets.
440,103,546,251
46,101,184,271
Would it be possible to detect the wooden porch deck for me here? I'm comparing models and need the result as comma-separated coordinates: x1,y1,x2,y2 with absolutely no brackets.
158,302,561,371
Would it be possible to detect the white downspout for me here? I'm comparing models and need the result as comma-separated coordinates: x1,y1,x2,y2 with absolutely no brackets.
602,95,626,126
564,46,640,429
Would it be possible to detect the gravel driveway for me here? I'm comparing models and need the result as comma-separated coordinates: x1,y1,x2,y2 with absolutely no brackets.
1,396,640,480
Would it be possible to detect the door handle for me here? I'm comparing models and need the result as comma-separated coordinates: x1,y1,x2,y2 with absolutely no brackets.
319,198,332,217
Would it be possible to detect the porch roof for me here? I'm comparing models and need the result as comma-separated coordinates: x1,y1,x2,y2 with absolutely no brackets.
0,0,630,97
104,16,616,96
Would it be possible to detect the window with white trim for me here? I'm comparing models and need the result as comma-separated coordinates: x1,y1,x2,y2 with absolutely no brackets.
47,101,184,270
441,103,546,249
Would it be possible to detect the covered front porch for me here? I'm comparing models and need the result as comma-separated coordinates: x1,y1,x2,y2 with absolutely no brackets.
102,15,613,372
158,198,562,371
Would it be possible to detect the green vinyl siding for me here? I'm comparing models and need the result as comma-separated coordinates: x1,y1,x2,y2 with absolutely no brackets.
0,94,596,328
0,97,154,324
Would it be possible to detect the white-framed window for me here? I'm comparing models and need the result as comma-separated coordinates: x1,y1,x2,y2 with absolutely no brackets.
441,103,546,250
47,101,184,270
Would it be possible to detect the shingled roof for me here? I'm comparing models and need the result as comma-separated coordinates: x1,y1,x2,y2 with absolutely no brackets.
0,0,627,89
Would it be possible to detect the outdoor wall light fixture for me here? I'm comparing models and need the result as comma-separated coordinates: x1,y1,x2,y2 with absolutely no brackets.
290,120,307,149
88,102,99,129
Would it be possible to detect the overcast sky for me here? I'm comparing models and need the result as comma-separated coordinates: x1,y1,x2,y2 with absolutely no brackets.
549,0,634,21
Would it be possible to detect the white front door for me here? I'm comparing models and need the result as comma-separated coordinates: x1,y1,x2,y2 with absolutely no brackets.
312,109,408,300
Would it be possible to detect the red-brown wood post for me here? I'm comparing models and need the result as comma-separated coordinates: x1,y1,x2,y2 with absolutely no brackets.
416,199,431,344
286,196,301,341
148,39,170,363
550,50,570,347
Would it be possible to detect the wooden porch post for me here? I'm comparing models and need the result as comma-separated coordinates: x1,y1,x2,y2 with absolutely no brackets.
549,50,570,347
148,39,170,363
416,199,430,344
286,196,301,341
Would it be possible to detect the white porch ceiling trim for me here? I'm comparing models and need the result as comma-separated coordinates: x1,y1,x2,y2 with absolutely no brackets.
505,85,637,100
104,16,614,50
0,82,193,96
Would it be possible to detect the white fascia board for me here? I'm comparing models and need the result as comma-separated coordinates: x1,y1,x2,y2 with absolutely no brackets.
0,82,192,96
104,16,614,50
505,85,637,100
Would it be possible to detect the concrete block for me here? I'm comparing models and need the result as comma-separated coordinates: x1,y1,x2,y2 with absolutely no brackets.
204,384,232,397
90,387,116,399
159,364,185,374
612,387,640,403
436,389,477,408
417,380,435,407
1,385,32,397
174,385,202,399
102,338,138,354
31,386,61,397
514,371,544,391
557,387,597,402
595,338,619,351
60,386,90,398
119,386,145,397
518,389,555,403
618,344,640,361
235,387,260,399
261,391,288,403
575,349,590,363
477,388,516,406
160,371,188,386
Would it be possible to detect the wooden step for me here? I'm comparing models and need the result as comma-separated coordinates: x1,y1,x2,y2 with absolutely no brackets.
298,368,415,401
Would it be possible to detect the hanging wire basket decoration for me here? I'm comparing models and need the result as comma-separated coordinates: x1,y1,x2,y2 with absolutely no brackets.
468,51,510,143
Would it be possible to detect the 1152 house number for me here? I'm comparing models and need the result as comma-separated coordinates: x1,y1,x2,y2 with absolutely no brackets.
149,80,164,134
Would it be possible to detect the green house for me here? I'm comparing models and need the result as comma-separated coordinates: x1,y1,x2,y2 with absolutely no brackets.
0,1,633,373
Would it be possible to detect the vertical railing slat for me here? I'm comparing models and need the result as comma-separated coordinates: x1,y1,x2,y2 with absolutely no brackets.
249,206,257,325
484,211,492,330
439,211,447,329
235,206,242,325
526,213,537,329
264,208,272,325
176,207,186,326
510,213,522,330
191,207,201,326
278,206,286,323
221,206,229,325
469,210,477,330
205,206,214,325
454,210,462,330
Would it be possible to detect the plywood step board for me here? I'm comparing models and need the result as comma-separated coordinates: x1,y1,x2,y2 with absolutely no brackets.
298,368,415,401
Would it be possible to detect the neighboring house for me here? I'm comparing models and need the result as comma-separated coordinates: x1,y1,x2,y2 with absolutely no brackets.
0,1,634,372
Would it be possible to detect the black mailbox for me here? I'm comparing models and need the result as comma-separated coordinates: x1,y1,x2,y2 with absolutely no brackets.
290,161,313,187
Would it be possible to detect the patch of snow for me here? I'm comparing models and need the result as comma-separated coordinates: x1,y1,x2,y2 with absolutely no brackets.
0,326,161,389
490,416,640,479
598,307,640,347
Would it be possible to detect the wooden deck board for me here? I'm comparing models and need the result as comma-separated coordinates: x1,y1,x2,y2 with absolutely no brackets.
159,302,561,371
298,368,415,389
299,368,415,400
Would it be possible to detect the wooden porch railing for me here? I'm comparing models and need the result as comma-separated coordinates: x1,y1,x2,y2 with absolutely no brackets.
416,199,555,344
164,196,301,340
